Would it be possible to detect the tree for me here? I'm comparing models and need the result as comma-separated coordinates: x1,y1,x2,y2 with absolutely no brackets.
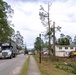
66,35,72,44
60,33,65,38
24,45,28,54
56,34,71,45
73,35,76,45
42,41,48,48
34,36,43,53
15,31,24,50
10,28,15,41
39,3,61,56
39,3,52,55
0,0,14,42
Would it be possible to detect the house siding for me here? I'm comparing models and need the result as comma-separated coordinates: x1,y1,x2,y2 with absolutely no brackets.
55,45,76,57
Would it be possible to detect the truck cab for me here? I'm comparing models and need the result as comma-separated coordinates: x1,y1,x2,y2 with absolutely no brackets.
0,42,17,59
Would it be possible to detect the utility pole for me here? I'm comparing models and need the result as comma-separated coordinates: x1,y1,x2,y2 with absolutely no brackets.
53,22,55,57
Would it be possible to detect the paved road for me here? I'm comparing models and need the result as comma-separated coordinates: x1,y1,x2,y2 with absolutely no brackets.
0,54,28,75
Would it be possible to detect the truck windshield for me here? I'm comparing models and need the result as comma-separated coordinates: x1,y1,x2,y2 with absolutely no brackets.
2,47,10,50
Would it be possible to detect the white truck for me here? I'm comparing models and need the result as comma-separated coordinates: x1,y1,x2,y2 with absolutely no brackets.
0,42,18,59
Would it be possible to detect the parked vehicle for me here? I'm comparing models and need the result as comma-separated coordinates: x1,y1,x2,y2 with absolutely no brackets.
0,42,18,59
24,50,28,55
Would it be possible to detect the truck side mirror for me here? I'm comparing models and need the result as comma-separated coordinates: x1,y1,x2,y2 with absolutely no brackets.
0,47,2,52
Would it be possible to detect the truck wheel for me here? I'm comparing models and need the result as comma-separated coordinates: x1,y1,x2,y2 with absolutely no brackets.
13,54,16,57
3,56,6,59
10,55,13,59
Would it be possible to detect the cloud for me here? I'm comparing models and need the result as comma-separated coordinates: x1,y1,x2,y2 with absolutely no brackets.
10,1,46,48
3,0,76,48
3,0,68,4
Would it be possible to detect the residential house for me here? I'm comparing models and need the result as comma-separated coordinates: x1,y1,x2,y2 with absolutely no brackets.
55,45,76,57
42,48,48,54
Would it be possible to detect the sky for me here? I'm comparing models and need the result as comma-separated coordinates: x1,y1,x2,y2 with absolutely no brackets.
3,0,76,49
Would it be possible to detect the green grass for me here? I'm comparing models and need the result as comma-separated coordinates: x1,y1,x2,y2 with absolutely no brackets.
34,55,75,75
20,55,30,75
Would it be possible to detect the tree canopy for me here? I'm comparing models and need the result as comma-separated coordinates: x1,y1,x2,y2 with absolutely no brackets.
56,34,71,45
0,0,14,42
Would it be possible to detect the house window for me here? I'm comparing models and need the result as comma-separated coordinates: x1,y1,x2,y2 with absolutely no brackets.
59,47,62,49
70,47,73,49
65,47,68,49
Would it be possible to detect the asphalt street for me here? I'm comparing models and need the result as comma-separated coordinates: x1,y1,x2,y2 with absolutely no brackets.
0,54,28,75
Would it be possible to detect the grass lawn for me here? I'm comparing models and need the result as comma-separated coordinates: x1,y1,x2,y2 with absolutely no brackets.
34,54,76,75
20,55,30,75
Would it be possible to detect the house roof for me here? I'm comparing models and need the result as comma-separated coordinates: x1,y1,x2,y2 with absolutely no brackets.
55,45,76,47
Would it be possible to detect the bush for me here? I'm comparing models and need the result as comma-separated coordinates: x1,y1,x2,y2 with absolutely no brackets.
56,64,60,69
72,65,76,74
50,57,60,62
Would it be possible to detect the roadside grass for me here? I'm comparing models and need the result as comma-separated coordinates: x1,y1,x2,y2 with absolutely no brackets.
34,54,75,75
20,55,30,75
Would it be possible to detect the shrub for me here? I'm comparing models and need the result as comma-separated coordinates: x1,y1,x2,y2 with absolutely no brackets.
72,65,76,74
56,64,60,69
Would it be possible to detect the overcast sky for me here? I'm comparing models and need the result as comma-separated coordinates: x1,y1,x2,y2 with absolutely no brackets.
4,0,76,48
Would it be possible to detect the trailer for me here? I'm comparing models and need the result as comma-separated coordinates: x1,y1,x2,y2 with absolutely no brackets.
0,42,18,59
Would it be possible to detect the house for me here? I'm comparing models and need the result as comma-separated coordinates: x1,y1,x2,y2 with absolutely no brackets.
42,48,48,54
55,45,76,57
